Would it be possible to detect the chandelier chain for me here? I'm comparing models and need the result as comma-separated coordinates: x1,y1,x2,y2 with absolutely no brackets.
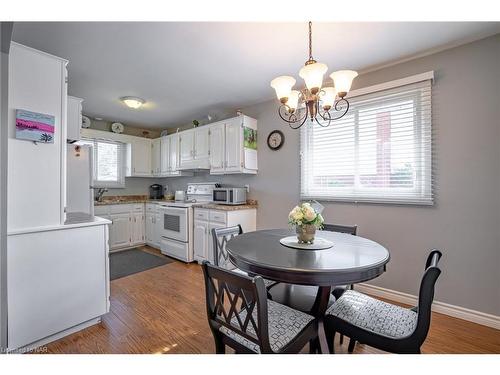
308,21,313,61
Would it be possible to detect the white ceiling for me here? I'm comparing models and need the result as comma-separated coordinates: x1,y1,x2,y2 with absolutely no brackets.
12,22,500,128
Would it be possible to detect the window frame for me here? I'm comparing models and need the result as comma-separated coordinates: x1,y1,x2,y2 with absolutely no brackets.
81,138,126,189
300,76,433,206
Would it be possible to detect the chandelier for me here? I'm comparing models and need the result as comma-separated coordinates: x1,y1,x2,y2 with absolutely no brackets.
270,22,358,129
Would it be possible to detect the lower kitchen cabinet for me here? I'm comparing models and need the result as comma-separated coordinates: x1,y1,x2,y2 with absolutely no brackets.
193,207,256,264
109,213,131,248
95,204,145,251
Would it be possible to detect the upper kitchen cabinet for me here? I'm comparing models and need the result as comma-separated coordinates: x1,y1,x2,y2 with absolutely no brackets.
160,134,193,177
179,127,210,170
126,137,152,177
209,122,225,174
67,96,83,142
209,115,258,175
151,137,161,176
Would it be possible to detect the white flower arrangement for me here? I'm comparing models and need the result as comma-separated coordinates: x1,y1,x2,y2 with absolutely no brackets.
288,202,324,229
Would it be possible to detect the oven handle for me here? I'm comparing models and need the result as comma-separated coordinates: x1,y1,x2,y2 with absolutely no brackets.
159,206,188,213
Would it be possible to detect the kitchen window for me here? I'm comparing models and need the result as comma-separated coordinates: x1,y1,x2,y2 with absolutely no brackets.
81,139,126,188
300,77,432,205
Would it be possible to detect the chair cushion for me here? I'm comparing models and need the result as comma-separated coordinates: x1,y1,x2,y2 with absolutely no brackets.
219,300,314,353
326,290,418,339
232,268,276,288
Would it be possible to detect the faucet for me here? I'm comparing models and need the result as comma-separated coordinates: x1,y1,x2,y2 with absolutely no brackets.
95,188,108,202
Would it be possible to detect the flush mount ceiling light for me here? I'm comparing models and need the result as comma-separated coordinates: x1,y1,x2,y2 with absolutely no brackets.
270,22,358,129
120,96,145,109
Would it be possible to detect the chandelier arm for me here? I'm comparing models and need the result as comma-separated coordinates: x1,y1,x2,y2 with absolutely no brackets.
316,109,332,127
328,98,350,121
278,104,308,126
288,106,310,129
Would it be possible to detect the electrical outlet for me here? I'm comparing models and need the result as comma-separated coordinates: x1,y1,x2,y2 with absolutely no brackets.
244,184,250,193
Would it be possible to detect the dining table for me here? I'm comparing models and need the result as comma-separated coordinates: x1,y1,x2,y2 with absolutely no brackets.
225,228,390,354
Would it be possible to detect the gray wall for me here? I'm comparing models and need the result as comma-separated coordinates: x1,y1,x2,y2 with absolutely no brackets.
0,22,13,352
163,35,500,315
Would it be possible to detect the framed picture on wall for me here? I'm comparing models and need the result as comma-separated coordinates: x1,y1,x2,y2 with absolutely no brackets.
15,109,55,143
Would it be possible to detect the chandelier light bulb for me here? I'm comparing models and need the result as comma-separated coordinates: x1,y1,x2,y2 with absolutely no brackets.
321,87,337,110
287,90,300,113
329,70,358,98
299,62,328,94
270,76,296,103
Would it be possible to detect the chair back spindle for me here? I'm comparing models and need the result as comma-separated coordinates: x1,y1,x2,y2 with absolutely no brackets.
212,225,243,270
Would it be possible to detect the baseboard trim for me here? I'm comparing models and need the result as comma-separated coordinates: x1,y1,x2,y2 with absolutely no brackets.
355,283,500,330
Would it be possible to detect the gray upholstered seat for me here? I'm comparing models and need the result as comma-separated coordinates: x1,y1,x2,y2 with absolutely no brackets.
326,290,418,339
220,300,314,353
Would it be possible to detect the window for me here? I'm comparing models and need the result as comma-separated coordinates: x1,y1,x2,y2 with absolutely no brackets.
300,78,432,205
81,138,125,188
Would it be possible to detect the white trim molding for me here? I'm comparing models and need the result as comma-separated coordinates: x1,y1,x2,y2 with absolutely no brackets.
356,283,500,330
347,71,434,99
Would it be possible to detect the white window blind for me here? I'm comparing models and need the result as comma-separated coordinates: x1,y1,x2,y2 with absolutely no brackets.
300,79,432,205
81,138,126,188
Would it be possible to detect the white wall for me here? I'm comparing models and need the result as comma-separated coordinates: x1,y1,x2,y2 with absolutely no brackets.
230,35,500,316
7,43,67,231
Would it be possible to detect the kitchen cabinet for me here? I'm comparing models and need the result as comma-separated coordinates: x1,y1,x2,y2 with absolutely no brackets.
95,204,145,251
67,96,83,142
126,137,152,177
151,138,161,176
179,130,195,167
109,213,131,248
209,122,225,173
179,127,210,170
193,207,257,263
209,115,258,175
160,136,170,175
145,213,155,245
131,212,145,245
193,219,209,261
145,203,162,249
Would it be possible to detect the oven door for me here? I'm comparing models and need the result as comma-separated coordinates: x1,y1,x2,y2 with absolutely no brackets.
213,189,229,204
159,206,188,242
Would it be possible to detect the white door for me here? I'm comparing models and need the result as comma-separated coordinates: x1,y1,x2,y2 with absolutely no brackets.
179,131,194,167
194,220,209,261
194,126,210,161
209,222,226,264
151,138,161,176
209,123,225,173
110,214,131,249
160,136,170,175
169,134,180,174
145,213,154,244
225,119,241,172
131,212,144,245
131,138,152,176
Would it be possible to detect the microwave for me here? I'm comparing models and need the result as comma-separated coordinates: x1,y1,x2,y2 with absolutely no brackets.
212,188,247,205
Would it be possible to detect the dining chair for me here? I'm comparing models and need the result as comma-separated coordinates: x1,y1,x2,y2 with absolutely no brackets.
201,262,318,354
212,226,277,290
324,250,443,354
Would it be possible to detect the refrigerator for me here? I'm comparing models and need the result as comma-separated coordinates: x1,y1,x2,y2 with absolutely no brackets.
66,143,94,216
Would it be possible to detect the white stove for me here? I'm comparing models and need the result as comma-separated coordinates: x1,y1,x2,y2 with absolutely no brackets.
158,183,219,262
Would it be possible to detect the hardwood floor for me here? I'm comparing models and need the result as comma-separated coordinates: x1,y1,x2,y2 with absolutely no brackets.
43,247,500,354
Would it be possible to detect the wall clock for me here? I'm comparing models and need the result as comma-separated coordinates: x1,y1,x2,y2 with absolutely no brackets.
267,130,285,150
111,122,124,134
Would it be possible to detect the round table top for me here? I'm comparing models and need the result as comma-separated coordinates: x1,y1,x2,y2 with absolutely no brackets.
226,229,390,286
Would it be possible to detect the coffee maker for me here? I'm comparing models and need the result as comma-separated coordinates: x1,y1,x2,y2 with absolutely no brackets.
149,184,163,200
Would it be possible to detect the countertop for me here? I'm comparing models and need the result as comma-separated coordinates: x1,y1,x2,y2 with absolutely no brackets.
94,195,258,211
